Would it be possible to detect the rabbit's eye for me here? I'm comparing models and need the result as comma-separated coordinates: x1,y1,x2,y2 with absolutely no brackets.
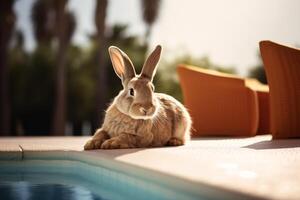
129,88,134,96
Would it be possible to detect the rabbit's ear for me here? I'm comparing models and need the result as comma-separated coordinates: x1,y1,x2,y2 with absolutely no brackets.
108,46,136,82
141,45,162,81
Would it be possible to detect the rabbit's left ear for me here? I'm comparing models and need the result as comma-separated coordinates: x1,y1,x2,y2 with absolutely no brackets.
141,45,162,81
108,46,136,82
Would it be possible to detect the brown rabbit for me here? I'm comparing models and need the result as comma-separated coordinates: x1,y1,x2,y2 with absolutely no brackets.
84,45,191,149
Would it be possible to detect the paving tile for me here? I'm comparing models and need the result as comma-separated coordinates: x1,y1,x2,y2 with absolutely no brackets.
0,138,22,160
18,136,89,151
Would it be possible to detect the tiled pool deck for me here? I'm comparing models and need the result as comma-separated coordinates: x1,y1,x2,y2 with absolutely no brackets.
1,135,300,200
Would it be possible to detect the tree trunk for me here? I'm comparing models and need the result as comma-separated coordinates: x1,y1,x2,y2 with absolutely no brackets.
52,42,67,135
52,0,68,135
94,0,108,129
0,42,11,136
0,1,15,136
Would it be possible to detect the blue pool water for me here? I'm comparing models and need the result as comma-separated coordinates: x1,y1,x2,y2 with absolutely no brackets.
1,171,172,200
0,160,212,200
0,181,102,200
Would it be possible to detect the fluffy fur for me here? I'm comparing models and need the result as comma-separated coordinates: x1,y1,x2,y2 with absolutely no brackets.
84,45,191,149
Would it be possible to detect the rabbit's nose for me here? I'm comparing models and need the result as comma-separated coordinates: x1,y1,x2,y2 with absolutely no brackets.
139,104,154,115
139,107,148,115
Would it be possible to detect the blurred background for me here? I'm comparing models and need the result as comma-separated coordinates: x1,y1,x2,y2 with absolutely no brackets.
1,0,300,136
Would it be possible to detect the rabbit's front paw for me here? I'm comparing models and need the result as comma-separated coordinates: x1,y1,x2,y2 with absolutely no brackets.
167,137,184,146
101,137,129,149
84,139,106,150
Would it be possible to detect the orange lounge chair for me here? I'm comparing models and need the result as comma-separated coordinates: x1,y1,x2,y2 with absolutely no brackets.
246,79,270,135
177,65,270,137
260,40,300,139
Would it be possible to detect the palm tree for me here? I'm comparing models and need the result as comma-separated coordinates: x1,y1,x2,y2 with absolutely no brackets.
141,0,161,44
94,0,108,129
52,0,76,135
0,0,16,135
31,0,54,46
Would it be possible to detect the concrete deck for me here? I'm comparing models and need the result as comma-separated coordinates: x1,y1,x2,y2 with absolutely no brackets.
1,135,300,200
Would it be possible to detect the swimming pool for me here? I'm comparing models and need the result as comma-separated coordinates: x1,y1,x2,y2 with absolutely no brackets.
0,140,251,200
0,158,218,200
2,136,298,200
